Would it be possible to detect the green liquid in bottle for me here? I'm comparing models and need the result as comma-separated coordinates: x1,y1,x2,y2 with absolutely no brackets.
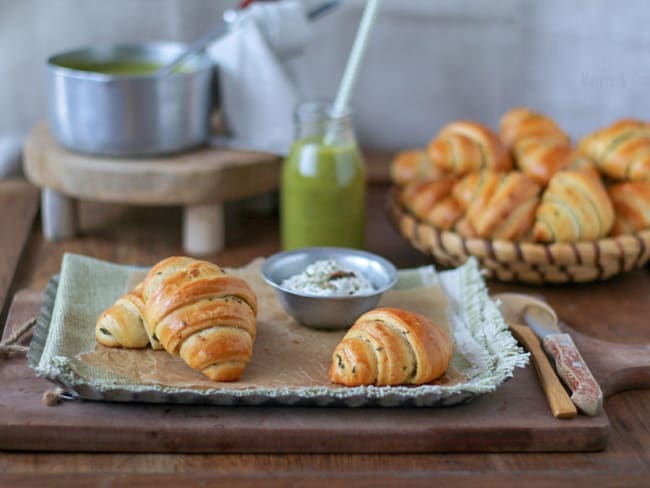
281,136,366,250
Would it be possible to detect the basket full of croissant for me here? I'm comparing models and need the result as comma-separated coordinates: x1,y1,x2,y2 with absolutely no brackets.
388,107,650,284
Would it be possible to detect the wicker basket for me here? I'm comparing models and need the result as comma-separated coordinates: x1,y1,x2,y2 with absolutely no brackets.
387,187,650,284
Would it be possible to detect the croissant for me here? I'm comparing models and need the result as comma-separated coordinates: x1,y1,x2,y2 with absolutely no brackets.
450,171,539,240
401,179,463,230
96,283,151,349
426,195,464,231
514,139,596,185
500,107,570,150
390,149,447,185
578,119,650,180
427,121,512,175
533,171,614,242
608,181,650,235
142,256,258,382
329,307,452,387
452,171,503,211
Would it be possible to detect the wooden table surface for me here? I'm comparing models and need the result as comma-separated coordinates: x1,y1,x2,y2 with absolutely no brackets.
1,157,649,486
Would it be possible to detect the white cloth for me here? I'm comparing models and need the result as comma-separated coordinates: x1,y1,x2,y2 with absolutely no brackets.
207,1,312,156
245,0,312,60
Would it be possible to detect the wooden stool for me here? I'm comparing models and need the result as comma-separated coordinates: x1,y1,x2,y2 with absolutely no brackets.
23,122,281,255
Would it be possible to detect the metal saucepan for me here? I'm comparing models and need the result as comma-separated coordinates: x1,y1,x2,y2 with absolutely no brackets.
47,42,216,156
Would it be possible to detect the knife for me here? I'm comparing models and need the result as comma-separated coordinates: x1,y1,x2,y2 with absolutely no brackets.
507,321,577,419
524,304,603,416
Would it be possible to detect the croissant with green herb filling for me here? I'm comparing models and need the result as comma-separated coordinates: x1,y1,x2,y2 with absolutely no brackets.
400,178,463,230
142,256,258,382
427,121,512,176
390,149,448,186
533,170,614,242
95,283,151,349
608,181,650,235
329,307,452,387
513,140,595,186
500,107,570,150
449,170,541,241
578,119,650,180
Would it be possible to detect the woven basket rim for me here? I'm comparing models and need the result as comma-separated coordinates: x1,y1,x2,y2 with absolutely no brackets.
387,185,650,284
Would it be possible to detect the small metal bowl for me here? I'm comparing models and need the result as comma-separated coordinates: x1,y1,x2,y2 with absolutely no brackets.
261,247,398,330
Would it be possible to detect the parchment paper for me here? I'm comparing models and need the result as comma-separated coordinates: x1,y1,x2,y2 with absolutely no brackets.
79,259,465,389
30,253,528,406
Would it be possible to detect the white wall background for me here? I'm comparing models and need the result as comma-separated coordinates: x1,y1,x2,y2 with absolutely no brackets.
1,0,650,150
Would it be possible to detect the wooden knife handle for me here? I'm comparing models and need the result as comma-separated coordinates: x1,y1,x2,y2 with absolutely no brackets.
543,333,604,416
509,323,577,419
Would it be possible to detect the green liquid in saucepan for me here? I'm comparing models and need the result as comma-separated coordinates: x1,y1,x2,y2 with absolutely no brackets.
56,61,166,75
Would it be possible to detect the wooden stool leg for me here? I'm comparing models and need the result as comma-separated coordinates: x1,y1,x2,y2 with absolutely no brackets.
41,188,78,241
183,203,225,255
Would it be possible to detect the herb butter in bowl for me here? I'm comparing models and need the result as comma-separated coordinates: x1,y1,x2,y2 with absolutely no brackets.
261,247,397,329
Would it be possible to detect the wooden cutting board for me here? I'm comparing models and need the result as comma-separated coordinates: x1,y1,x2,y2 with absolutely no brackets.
1,289,647,454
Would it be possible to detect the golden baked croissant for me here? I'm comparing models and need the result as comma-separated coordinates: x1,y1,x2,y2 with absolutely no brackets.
427,121,512,175
608,181,650,235
451,171,503,211
500,107,570,150
514,140,595,185
401,179,463,230
329,307,452,387
95,283,150,349
450,171,540,240
390,149,447,185
578,119,650,180
533,171,614,242
142,256,258,381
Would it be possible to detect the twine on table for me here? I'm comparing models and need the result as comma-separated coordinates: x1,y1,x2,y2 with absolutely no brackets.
0,317,36,361
0,317,70,406
42,387,66,407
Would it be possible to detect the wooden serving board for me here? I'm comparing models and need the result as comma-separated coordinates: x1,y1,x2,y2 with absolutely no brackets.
7,292,649,454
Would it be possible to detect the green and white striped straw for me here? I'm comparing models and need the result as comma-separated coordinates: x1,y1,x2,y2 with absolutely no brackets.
325,0,382,142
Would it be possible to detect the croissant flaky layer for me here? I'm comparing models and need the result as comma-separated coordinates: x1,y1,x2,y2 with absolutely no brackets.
400,179,463,230
143,256,258,382
430,121,512,175
578,119,650,181
500,107,570,150
533,171,614,242
329,307,452,387
466,171,542,241
608,181,650,235
390,149,447,186
96,283,150,349
514,140,595,186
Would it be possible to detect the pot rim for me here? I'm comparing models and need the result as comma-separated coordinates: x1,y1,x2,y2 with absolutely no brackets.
47,41,213,81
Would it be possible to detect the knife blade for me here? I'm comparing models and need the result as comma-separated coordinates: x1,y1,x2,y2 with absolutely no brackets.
523,304,603,416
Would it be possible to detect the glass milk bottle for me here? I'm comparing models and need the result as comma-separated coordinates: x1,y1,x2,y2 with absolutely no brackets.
281,102,366,250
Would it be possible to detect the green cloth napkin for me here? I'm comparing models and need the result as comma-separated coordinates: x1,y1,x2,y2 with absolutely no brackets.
29,253,528,407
